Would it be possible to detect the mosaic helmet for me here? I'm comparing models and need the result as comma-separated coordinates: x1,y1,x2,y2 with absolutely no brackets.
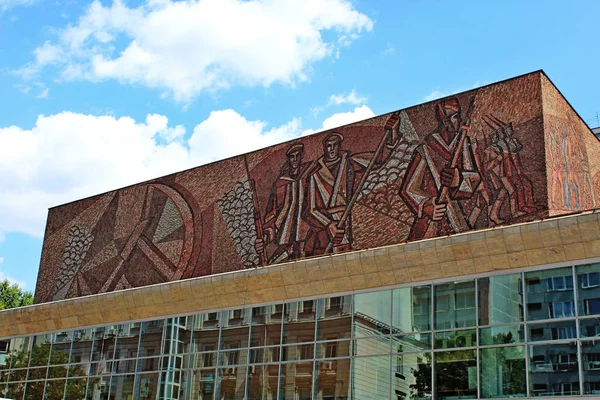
435,97,461,122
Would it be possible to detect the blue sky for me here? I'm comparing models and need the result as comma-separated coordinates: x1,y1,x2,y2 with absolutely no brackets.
0,0,599,292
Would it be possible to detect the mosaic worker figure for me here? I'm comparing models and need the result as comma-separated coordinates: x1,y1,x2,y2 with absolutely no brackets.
304,115,399,256
400,97,481,240
255,143,313,263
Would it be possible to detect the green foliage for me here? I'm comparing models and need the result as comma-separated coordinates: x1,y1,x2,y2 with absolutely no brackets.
0,279,34,310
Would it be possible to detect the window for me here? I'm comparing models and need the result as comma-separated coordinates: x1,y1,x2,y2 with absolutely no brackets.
581,272,600,288
549,301,575,318
299,342,313,360
396,345,404,377
205,312,218,322
0,340,8,353
202,352,214,367
300,300,314,313
552,326,576,340
584,299,600,315
547,276,573,291
229,309,243,319
326,297,343,310
325,342,337,359
455,289,475,309
272,304,283,315
436,295,450,312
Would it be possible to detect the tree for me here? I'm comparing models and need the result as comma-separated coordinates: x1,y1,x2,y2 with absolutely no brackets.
0,279,34,310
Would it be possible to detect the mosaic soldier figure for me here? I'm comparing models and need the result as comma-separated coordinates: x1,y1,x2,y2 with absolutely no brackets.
304,115,399,256
255,143,313,263
400,97,481,240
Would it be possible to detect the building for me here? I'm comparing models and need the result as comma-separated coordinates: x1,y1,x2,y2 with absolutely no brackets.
2,70,600,399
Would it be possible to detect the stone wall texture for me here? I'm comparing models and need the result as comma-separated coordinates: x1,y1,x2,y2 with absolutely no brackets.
33,71,600,303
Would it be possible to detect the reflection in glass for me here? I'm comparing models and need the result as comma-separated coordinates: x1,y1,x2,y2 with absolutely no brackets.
4,382,24,400
354,291,390,338
577,263,600,316
109,374,134,400
250,304,282,347
479,325,524,346
392,334,431,353
317,295,352,341
283,301,315,345
434,350,477,399
393,285,431,333
525,268,574,321
281,362,313,400
435,281,476,330
139,320,164,358
314,358,350,399
434,329,476,349
217,366,247,400
136,372,160,399
282,342,314,362
529,342,580,396
46,379,67,399
70,328,93,366
64,377,88,400
220,308,250,350
479,274,523,326
190,313,220,370
582,341,600,395
246,364,279,400
392,351,431,400
580,317,600,338
50,331,73,366
87,375,110,400
528,320,577,342
352,356,390,399
24,379,46,399
91,326,117,362
353,337,390,357
219,349,248,367
188,369,216,400
29,334,52,367
480,346,526,398
114,323,141,360
316,340,351,359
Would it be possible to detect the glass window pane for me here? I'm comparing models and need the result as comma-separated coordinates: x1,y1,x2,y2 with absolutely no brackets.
87,375,110,400
29,333,52,367
220,308,250,350
64,377,88,400
250,304,283,347
7,337,31,370
392,351,431,400
137,356,160,373
250,346,280,364
392,333,431,352
4,382,25,400
529,342,580,396
580,317,600,338
317,295,352,341
314,358,350,399
217,366,247,400
24,380,46,399
352,356,390,400
219,349,248,367
191,313,220,357
139,320,164,358
479,273,523,325
434,350,477,399
582,340,600,395
46,379,67,400
354,291,391,337
279,362,313,400
91,326,117,362
577,263,600,316
434,281,476,330
479,325,525,346
164,317,191,356
480,346,526,398
50,331,73,366
115,323,141,360
247,364,280,400
316,340,351,359
109,374,134,400
393,285,431,333
353,337,390,357
434,329,476,350
527,320,577,342
281,342,314,362
136,372,160,400
525,267,574,321
188,369,216,399
68,363,91,378
70,328,93,365
283,301,315,344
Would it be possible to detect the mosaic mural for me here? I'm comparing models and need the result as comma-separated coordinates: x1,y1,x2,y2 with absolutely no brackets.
34,71,600,303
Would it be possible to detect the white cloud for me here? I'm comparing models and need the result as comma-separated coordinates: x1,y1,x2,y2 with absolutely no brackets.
36,87,49,99
327,90,367,106
382,42,394,56
0,0,35,13
0,271,27,288
20,0,373,102
0,109,305,238
302,104,374,136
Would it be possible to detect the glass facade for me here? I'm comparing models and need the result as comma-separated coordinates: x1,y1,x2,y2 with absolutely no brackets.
2,262,600,399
